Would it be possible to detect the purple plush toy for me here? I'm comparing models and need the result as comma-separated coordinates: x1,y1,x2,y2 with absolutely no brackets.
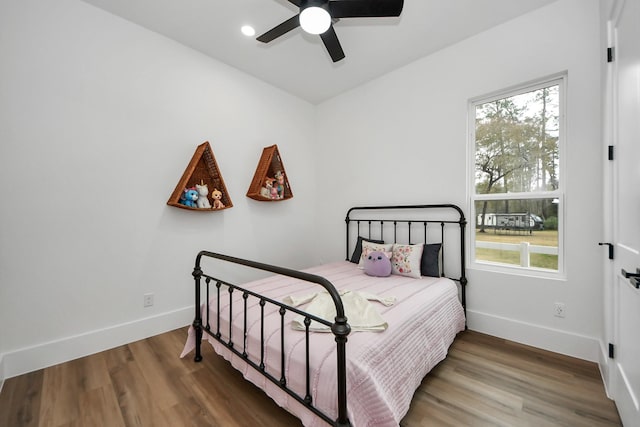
363,251,392,277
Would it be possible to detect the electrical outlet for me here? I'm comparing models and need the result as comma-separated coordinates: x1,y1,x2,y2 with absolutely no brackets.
144,293,154,307
554,302,565,318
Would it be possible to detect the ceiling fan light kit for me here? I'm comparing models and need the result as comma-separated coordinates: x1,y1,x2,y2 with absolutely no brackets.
299,3,331,35
257,0,404,62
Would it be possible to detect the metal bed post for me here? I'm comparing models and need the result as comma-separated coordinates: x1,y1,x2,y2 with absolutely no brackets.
192,264,204,362
345,215,350,261
459,214,468,319
333,315,351,427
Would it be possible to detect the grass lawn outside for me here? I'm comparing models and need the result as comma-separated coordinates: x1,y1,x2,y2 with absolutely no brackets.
475,229,558,270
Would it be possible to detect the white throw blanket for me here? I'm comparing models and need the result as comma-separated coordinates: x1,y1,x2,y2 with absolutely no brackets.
283,290,396,332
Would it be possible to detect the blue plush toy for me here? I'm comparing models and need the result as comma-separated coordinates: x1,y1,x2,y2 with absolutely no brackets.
179,188,199,208
363,251,392,277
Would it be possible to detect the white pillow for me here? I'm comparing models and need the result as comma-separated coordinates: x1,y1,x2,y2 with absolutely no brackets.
391,244,424,278
358,241,394,269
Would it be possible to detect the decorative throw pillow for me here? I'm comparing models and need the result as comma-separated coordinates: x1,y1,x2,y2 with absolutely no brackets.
391,244,424,279
358,241,394,268
421,243,442,277
363,251,392,277
350,236,384,263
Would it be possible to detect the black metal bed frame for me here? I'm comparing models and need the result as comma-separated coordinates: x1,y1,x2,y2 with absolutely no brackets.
191,204,467,427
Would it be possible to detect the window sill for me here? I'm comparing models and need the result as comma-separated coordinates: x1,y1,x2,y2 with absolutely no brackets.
468,261,567,281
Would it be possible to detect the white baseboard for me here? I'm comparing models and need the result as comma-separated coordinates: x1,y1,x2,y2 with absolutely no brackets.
466,309,600,362
1,308,602,381
0,353,5,394
1,306,193,380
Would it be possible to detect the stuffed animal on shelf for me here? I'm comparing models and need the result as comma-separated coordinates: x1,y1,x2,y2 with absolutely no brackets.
269,182,279,199
195,183,211,209
363,251,392,277
179,187,199,208
211,188,225,209
260,177,275,199
274,170,285,199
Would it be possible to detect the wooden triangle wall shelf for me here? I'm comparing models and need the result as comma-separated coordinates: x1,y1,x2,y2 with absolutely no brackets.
247,144,293,201
167,141,233,211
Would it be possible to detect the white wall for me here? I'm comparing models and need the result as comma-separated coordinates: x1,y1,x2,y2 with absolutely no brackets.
316,0,604,361
0,0,605,382
0,0,317,378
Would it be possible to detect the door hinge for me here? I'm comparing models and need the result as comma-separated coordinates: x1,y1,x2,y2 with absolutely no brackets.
609,343,615,359
608,145,614,160
607,47,615,63
598,242,614,259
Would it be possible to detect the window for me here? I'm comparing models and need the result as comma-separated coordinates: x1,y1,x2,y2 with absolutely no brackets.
469,76,564,275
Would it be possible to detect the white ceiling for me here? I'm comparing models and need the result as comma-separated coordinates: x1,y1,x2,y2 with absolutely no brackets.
81,0,558,104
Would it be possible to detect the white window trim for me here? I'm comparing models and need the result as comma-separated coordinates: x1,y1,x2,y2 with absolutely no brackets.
467,73,567,279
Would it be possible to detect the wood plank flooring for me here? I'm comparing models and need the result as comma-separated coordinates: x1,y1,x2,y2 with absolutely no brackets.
0,328,621,426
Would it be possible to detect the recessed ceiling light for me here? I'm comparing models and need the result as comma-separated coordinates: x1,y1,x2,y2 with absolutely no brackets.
241,25,255,37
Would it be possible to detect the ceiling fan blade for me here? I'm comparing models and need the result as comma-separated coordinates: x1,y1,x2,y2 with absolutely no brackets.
320,26,345,62
257,15,300,43
287,0,301,6
329,0,404,18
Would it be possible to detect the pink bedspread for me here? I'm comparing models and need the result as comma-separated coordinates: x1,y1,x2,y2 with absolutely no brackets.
181,261,465,427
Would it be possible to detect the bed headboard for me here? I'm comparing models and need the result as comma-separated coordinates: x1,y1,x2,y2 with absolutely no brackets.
345,204,467,309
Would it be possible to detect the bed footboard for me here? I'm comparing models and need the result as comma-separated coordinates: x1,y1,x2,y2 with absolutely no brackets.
192,251,352,427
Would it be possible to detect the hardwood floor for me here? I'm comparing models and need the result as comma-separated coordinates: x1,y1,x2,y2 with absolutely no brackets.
0,328,621,427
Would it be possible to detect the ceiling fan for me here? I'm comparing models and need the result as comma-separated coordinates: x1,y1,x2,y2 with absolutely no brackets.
257,0,404,62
